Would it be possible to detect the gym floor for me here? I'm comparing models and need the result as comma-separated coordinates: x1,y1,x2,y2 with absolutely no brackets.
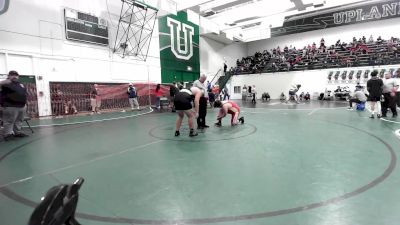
1,101,400,225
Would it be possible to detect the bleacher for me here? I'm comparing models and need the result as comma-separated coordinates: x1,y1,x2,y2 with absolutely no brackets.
231,36,400,75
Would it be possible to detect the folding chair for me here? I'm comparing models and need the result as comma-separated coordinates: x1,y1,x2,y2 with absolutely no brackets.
24,116,34,133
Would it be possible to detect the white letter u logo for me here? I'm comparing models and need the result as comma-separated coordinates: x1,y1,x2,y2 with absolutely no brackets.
167,17,194,60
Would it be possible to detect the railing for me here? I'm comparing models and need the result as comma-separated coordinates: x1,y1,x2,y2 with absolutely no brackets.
209,69,222,85
218,72,233,90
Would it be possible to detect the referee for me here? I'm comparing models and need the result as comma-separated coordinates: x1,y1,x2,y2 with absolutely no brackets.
382,72,398,118
193,74,209,129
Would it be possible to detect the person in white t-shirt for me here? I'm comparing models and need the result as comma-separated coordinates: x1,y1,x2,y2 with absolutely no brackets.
286,84,301,104
251,85,257,104
382,72,399,117
347,86,367,110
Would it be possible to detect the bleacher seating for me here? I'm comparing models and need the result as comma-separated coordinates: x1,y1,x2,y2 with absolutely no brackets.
230,36,400,75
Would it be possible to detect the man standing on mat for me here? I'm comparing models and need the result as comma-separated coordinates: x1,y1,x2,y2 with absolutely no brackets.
193,74,209,129
174,87,202,137
381,72,398,118
213,100,244,126
0,70,28,141
367,70,383,119
251,85,257,104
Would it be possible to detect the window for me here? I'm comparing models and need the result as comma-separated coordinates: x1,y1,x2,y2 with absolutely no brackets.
234,86,241,94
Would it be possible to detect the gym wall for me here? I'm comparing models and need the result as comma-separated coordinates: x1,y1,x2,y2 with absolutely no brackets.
0,0,161,116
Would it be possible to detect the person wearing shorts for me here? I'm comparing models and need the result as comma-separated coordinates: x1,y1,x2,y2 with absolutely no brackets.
286,84,301,103
367,70,383,119
213,100,244,126
173,87,202,137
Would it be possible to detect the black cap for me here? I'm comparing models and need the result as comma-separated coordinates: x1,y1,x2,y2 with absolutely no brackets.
8,70,19,76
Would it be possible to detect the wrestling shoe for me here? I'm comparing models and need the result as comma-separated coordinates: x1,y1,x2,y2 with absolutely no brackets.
189,130,198,137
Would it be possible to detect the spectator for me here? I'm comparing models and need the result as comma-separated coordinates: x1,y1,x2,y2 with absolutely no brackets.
57,86,78,116
242,85,247,101
280,92,286,101
0,71,28,141
230,35,399,75
212,85,220,100
335,39,341,47
223,86,230,100
64,99,78,115
251,85,257,104
320,38,325,48
224,62,228,74
155,84,162,110
51,86,64,116
262,92,270,102
369,53,376,66
347,86,367,110
304,92,311,101
299,92,305,101
377,36,383,44
208,89,215,108
127,83,140,111
383,52,391,65
207,81,212,92
368,35,374,43
90,84,101,114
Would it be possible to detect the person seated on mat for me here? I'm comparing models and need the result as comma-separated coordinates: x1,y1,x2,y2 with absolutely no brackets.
262,92,270,102
64,99,78,115
304,92,311,101
173,86,202,137
299,92,305,101
213,100,244,127
280,92,286,101
347,86,367,110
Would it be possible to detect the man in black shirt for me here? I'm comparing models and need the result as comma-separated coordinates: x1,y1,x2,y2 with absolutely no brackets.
0,71,28,141
169,82,179,112
367,70,384,119
224,62,228,74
